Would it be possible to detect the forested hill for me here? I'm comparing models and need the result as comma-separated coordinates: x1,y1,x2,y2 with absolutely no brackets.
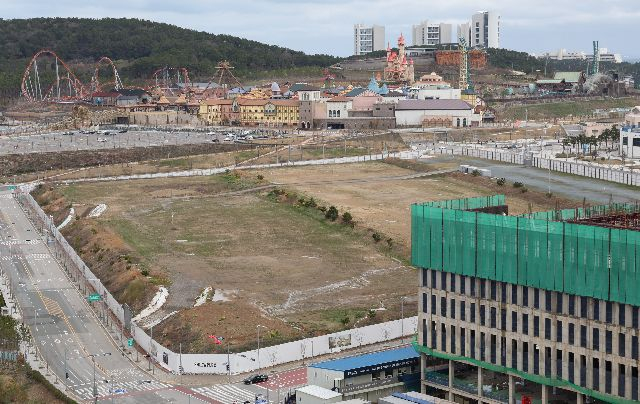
0,17,339,97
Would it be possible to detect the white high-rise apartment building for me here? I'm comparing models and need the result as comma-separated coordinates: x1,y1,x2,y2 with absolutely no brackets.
412,21,453,46
353,24,385,56
457,23,471,45
471,11,500,48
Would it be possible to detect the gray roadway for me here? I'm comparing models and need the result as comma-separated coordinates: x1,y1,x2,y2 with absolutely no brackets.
0,188,207,403
425,155,640,203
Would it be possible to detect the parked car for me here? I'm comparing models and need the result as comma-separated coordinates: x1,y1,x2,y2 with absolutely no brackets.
243,374,268,384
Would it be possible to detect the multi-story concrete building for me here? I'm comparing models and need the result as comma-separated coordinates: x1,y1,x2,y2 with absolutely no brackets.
457,23,471,45
412,21,452,46
354,24,386,56
470,11,500,48
414,195,640,403
237,99,300,127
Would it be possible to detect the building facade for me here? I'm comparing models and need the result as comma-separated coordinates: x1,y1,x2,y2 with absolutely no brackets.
354,24,386,56
395,99,474,128
238,99,300,127
198,99,238,125
414,195,640,403
620,106,640,159
308,347,420,402
457,23,471,45
412,21,452,46
471,11,500,48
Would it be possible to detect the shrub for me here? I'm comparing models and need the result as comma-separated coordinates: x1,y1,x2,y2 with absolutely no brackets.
520,187,528,193
141,269,150,276
257,174,264,180
386,238,393,248
367,309,377,319
546,192,553,198
340,316,350,326
325,206,339,221
342,212,353,224
472,169,481,176
496,177,506,186
372,232,382,242
318,205,327,213
304,198,317,208
513,181,524,188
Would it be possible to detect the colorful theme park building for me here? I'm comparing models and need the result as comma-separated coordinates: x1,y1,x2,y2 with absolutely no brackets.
384,34,415,85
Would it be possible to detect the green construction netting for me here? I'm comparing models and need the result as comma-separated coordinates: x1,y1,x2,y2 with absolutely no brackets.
412,341,634,404
523,202,640,222
411,197,640,306
418,195,506,211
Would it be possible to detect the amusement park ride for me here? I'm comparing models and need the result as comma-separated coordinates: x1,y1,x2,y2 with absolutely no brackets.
20,49,241,104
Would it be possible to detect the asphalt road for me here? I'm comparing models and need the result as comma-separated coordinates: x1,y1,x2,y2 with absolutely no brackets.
425,155,640,204
0,188,201,402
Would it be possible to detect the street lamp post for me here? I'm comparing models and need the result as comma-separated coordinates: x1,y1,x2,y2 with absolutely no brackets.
86,352,111,403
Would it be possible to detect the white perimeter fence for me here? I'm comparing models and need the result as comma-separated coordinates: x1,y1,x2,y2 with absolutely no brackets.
16,188,418,375
434,147,640,187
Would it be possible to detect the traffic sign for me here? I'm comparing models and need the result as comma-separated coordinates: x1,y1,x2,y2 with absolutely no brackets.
87,293,102,302
127,338,135,347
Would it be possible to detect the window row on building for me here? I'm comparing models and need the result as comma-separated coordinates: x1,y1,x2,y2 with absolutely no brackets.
421,268,640,329
421,318,640,400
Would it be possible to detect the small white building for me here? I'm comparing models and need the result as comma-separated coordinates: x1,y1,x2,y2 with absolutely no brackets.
620,107,640,159
395,99,475,127
410,87,461,100
296,385,342,404
307,347,420,403
326,95,353,119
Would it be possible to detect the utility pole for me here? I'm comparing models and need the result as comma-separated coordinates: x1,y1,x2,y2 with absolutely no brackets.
227,339,231,383
400,296,406,343
92,355,97,404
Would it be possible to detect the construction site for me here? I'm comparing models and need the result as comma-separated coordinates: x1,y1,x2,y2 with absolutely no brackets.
414,195,640,403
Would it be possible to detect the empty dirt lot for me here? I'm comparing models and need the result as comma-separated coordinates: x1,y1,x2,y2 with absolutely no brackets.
258,158,579,251
38,157,580,353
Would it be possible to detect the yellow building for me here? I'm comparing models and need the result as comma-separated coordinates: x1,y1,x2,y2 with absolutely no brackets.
237,99,300,127
198,99,236,125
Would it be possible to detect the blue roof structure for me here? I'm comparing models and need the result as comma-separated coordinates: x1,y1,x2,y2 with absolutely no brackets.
309,347,419,373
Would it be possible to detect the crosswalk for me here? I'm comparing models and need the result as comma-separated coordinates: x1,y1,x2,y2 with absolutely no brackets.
73,379,171,400
194,384,273,404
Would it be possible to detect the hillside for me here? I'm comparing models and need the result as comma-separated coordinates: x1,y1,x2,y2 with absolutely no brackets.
0,17,339,99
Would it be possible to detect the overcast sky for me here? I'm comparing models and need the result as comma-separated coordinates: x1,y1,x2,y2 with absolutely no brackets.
4,0,639,59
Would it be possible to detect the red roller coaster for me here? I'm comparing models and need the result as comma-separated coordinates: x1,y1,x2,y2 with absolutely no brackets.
21,50,126,103
21,49,201,104
21,49,87,103
150,66,191,95
90,56,124,94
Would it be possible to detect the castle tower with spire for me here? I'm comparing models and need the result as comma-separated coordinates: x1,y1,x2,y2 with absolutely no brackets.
383,33,415,84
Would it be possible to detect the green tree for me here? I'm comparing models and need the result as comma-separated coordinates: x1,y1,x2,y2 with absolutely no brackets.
325,206,339,221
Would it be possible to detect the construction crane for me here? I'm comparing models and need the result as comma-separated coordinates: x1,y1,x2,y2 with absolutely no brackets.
591,40,600,76
458,37,471,91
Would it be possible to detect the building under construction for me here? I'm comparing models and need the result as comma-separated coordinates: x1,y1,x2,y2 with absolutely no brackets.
414,195,640,403
435,49,487,69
